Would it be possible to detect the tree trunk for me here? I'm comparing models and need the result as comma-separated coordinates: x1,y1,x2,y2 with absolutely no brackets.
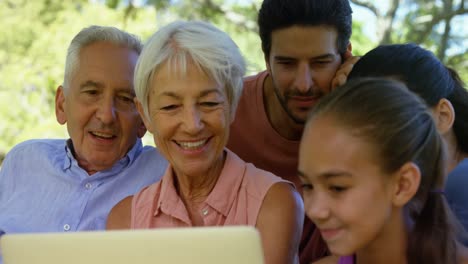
437,0,454,61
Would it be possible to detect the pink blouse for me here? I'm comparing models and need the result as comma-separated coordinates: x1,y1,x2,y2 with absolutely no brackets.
131,149,290,228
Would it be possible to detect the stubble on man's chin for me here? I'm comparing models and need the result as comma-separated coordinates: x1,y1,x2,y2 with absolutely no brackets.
271,87,307,126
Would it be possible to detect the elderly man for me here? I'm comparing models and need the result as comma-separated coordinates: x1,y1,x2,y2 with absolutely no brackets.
0,26,167,259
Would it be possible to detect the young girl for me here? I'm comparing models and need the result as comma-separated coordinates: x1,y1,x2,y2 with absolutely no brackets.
298,78,468,264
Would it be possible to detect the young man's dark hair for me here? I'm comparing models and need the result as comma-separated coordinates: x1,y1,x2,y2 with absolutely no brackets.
258,0,352,58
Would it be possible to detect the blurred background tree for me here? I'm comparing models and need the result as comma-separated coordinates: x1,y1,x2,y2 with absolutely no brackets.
0,0,466,163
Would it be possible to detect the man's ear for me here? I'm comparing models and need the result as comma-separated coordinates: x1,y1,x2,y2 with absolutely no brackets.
432,98,455,135
344,42,353,60
55,86,67,125
137,119,147,138
391,162,421,207
265,54,272,75
135,98,152,135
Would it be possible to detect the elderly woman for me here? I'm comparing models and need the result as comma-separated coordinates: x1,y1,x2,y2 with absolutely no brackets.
106,21,303,264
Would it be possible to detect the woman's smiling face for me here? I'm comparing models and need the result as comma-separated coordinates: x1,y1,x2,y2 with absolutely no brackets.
140,62,231,178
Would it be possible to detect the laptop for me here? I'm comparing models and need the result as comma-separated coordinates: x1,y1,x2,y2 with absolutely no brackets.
1,226,264,264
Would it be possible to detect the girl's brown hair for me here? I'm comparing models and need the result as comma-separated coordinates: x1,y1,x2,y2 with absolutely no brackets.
307,78,458,264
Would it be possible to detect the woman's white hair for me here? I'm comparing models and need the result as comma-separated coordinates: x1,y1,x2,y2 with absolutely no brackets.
63,25,142,93
134,20,246,120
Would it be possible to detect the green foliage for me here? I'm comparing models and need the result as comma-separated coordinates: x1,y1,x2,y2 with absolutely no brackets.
0,0,465,163
350,21,377,56
352,0,467,82
0,0,159,159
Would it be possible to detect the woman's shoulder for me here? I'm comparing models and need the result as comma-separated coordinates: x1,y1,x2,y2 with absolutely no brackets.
225,149,288,188
107,195,133,230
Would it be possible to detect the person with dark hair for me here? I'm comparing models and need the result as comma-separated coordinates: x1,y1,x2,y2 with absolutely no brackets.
348,43,468,237
444,67,468,243
227,1,355,262
299,78,468,264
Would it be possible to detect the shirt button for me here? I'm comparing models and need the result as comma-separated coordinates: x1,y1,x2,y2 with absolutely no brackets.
85,183,92,189
202,208,209,216
63,224,71,231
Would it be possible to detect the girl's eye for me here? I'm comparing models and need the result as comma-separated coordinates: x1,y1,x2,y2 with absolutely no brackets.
301,184,313,191
329,186,347,193
200,102,220,107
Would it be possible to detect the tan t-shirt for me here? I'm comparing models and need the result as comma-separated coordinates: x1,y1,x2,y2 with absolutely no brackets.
227,71,301,189
227,71,329,264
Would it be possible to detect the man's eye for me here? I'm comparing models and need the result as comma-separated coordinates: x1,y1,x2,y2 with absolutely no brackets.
83,90,98,95
277,60,294,65
118,95,134,103
301,183,313,191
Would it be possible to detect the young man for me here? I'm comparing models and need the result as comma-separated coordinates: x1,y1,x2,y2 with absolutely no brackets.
227,0,354,263
0,26,167,263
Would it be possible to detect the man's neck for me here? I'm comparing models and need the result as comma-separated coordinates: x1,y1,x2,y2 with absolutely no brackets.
443,130,468,173
263,74,304,141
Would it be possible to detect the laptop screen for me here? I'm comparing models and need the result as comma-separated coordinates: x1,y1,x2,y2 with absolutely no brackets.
1,226,264,264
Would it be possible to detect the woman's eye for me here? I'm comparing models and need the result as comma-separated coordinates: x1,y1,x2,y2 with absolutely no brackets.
161,105,178,110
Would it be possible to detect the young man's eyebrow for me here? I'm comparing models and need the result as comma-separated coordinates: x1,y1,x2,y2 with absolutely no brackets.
310,54,337,60
274,53,337,61
274,56,296,61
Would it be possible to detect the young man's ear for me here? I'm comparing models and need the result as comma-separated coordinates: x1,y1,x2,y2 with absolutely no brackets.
331,42,359,90
55,85,67,125
431,98,455,135
391,162,421,207
265,54,272,75
344,42,353,60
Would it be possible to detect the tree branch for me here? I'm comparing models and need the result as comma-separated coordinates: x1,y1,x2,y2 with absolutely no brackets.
415,7,467,43
380,0,401,44
350,0,379,16
455,7,467,15
194,0,258,32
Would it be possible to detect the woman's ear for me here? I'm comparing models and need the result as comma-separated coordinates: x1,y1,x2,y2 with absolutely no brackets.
135,98,152,134
432,98,455,135
391,162,421,207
